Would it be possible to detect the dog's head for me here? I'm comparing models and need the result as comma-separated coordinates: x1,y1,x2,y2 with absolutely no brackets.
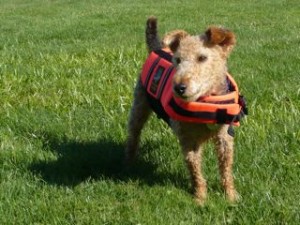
162,27,236,102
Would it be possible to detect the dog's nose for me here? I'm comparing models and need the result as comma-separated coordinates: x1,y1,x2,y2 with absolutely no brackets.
174,83,187,96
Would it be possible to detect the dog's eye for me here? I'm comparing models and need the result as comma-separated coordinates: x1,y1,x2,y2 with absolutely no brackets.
197,55,207,62
173,57,181,65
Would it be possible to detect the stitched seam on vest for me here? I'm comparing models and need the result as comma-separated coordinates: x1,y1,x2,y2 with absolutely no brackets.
202,99,235,104
144,57,161,88
157,66,174,100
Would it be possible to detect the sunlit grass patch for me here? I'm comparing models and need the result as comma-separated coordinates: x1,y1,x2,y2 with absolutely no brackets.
0,0,299,224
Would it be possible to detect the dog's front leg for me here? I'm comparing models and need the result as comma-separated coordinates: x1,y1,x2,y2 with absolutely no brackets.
215,126,239,203
182,144,207,205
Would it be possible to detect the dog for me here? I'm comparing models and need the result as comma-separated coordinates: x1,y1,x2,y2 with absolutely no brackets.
125,16,246,204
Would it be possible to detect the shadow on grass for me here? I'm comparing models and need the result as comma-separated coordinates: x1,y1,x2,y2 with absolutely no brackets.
29,134,187,189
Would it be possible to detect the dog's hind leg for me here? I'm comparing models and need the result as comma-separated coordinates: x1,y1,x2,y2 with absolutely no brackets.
125,79,152,164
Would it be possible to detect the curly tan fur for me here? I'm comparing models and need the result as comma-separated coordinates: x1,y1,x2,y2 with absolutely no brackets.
125,17,239,205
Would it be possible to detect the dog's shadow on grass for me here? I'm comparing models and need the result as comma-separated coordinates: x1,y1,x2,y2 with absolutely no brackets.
29,134,186,188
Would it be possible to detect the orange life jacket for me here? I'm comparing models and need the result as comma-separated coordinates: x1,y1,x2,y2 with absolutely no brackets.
141,49,247,126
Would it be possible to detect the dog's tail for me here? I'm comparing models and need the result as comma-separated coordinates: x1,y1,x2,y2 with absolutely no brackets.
146,16,162,53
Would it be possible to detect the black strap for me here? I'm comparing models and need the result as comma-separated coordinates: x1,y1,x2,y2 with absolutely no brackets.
154,50,173,62
238,95,248,116
146,95,170,125
169,98,239,124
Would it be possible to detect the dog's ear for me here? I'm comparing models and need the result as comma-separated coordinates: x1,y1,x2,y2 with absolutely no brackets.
162,30,189,52
204,26,236,56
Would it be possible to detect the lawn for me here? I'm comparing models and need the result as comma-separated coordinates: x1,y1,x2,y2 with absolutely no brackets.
0,0,299,224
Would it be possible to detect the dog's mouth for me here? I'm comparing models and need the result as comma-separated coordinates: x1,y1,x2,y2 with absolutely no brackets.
172,79,213,102
174,91,204,102
173,86,208,102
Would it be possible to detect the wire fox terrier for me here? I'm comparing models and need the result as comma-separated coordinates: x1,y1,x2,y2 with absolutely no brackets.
125,16,247,204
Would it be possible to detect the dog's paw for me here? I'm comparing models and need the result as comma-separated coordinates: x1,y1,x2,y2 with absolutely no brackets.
194,190,207,206
194,196,206,206
226,190,241,204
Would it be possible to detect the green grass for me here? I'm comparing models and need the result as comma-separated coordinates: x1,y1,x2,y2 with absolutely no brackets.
0,0,299,224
